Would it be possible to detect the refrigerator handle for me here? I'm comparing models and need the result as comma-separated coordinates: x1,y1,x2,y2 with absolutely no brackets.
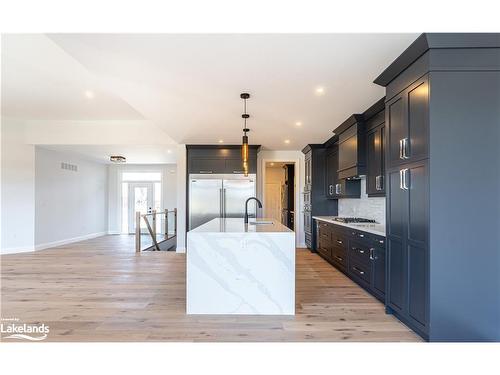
223,188,226,218
219,188,223,218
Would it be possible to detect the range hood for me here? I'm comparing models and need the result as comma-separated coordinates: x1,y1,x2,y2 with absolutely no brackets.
336,114,366,180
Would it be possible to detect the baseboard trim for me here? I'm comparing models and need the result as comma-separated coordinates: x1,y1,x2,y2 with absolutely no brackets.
34,232,107,251
1,246,35,255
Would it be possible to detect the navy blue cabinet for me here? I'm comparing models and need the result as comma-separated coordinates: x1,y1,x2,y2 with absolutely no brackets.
316,220,386,302
386,78,430,338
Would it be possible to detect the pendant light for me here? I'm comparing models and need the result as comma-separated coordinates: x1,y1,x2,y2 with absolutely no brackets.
240,93,250,176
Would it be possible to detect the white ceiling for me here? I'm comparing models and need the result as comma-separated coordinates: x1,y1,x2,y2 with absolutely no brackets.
2,33,419,151
39,144,177,164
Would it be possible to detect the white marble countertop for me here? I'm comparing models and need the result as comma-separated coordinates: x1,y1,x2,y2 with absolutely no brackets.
313,216,386,237
189,218,293,233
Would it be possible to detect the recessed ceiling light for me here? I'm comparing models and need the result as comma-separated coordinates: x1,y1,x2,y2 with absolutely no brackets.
84,90,95,99
218,139,224,143
295,121,302,127
110,155,126,163
167,149,172,154
270,162,275,166
314,86,325,96
284,139,291,144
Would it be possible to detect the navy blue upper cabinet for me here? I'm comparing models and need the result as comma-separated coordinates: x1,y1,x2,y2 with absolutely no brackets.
386,77,429,169
364,99,386,197
336,115,366,180
376,33,500,342
187,145,259,174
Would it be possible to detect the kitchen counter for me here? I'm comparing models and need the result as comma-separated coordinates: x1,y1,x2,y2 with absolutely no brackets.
313,216,386,237
187,218,295,315
189,217,293,233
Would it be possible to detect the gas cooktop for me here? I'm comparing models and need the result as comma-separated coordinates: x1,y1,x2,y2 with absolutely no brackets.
333,217,376,223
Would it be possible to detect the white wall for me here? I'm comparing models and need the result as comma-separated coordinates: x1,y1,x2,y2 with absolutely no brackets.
175,144,187,253
257,150,305,248
1,120,35,253
107,163,177,235
34,147,108,249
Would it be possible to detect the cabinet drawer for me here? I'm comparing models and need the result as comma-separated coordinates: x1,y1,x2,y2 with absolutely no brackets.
331,231,347,250
331,246,347,269
317,239,331,259
349,259,371,285
318,222,332,238
349,240,371,266
348,229,369,241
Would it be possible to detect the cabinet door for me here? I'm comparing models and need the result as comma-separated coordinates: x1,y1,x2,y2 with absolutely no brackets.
366,129,378,195
304,154,312,191
387,237,405,311
190,158,225,174
338,132,358,173
325,149,338,198
371,246,386,300
387,96,406,168
408,244,428,328
225,159,245,174
387,169,408,312
366,126,384,196
406,161,429,331
386,77,429,169
407,79,429,163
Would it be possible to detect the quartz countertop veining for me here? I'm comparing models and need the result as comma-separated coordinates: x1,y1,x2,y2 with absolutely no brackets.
187,217,295,315
313,216,386,236
188,218,293,233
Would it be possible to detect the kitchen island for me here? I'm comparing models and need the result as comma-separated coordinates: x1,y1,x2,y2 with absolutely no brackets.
187,218,295,315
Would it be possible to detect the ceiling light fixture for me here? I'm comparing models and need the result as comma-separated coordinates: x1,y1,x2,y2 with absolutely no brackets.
314,86,325,96
295,121,302,127
84,90,95,99
110,155,126,163
218,139,224,143
240,93,251,177
284,139,291,144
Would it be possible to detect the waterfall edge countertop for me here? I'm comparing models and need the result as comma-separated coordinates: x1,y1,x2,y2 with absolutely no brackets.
313,216,386,237
187,218,295,315
188,218,293,233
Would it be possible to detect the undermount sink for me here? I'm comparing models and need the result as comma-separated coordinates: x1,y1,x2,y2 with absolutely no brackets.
249,220,274,225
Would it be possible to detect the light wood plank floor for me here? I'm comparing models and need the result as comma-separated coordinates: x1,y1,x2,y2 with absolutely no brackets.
1,235,420,342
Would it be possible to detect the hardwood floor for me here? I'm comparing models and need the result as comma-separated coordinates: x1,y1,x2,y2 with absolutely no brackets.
1,235,420,342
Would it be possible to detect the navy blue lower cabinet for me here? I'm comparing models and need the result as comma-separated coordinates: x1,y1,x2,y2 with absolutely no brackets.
385,160,430,340
315,221,386,303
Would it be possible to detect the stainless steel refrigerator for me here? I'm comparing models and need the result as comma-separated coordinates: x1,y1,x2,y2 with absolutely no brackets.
188,174,257,230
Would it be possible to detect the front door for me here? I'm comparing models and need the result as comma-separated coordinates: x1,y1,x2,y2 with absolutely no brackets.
128,182,154,234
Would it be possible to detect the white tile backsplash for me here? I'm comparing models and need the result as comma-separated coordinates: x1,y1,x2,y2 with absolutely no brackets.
338,176,386,225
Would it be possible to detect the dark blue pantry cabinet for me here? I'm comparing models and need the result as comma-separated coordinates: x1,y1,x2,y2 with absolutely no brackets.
374,33,500,341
